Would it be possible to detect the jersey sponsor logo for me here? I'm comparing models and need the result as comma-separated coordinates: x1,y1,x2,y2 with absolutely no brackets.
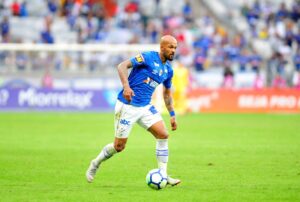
120,119,130,126
143,77,150,83
143,77,159,88
135,54,143,63
154,62,159,67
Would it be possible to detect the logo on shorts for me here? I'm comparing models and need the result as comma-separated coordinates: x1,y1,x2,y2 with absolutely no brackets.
120,119,130,126
149,105,158,114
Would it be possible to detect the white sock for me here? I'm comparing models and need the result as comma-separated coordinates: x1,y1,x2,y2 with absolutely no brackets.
156,139,168,174
94,143,117,166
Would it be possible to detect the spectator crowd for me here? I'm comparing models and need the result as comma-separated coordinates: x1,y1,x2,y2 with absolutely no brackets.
0,0,300,89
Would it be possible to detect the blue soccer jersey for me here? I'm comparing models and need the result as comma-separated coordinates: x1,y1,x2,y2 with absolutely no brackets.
117,51,174,107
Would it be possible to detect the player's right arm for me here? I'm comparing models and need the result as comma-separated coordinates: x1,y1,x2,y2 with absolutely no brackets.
117,59,135,102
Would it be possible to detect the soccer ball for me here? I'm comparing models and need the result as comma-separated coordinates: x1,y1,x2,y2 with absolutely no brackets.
146,168,167,190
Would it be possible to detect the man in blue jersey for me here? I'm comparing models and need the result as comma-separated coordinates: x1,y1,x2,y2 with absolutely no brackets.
86,35,180,186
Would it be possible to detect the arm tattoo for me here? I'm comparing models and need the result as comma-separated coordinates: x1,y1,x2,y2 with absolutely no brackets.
163,89,174,112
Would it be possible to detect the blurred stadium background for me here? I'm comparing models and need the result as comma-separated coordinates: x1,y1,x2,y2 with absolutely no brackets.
0,0,300,113
1,1,300,201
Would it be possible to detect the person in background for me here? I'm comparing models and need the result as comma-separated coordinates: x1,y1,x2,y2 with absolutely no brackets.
292,49,300,89
293,48,300,72
42,70,53,89
250,51,262,72
11,0,20,16
222,62,234,89
272,73,286,88
20,1,28,17
40,16,55,43
253,70,264,89
292,70,300,89
47,0,58,15
0,16,10,43
172,62,189,114
193,47,206,72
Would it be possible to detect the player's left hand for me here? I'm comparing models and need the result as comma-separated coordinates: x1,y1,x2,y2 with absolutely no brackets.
170,116,177,131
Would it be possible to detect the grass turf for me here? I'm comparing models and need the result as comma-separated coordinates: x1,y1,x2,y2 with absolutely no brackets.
0,113,299,202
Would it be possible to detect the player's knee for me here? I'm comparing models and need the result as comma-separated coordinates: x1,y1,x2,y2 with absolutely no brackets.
114,143,126,152
162,134,169,139
157,132,169,139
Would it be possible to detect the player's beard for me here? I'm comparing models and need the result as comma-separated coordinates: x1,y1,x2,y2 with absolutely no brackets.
165,52,174,61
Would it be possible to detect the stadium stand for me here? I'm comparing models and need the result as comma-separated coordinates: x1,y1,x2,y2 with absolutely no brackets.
0,0,300,89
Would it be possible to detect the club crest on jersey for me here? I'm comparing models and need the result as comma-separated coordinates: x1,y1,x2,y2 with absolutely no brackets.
135,54,144,63
159,69,163,76
143,77,159,88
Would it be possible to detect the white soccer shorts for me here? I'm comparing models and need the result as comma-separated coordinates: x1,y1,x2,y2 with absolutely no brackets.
114,100,162,138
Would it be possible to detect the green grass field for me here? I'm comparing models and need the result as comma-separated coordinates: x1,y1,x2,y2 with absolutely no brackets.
0,113,300,202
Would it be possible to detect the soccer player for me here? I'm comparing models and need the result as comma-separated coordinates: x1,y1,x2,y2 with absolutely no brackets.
86,35,181,186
